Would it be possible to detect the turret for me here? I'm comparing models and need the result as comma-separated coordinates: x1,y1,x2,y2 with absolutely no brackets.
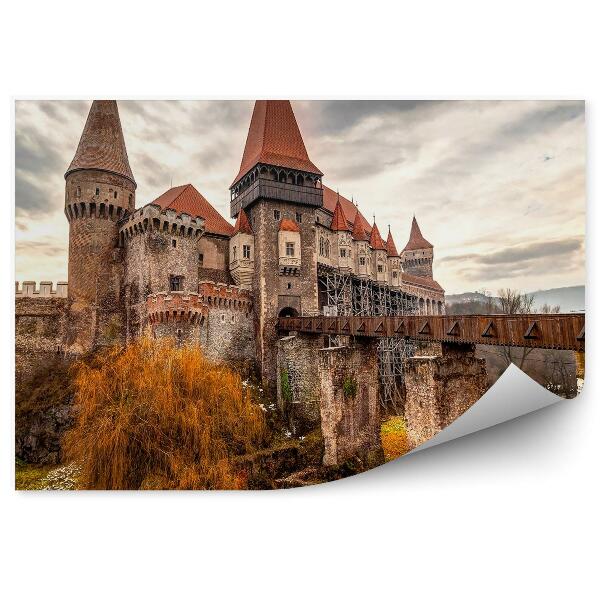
352,211,370,278
386,226,401,288
369,220,388,283
64,100,136,352
401,216,434,278
229,208,254,289
331,195,352,271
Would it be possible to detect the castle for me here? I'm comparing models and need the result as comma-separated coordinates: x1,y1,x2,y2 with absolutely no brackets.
16,99,444,387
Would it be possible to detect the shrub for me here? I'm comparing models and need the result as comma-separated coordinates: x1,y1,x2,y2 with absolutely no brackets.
64,336,267,490
380,416,410,461
342,376,357,399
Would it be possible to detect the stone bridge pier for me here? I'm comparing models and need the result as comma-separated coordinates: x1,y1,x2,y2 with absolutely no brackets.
277,334,487,466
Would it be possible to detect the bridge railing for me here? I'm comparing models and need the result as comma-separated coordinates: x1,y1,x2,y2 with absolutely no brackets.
277,313,585,351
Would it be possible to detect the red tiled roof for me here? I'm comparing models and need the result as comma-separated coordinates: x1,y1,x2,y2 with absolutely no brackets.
401,272,444,292
330,197,350,232
232,100,322,186
322,186,372,235
232,208,253,235
351,210,369,241
279,218,300,232
386,229,400,257
369,222,387,251
403,216,433,251
151,184,234,237
65,100,136,185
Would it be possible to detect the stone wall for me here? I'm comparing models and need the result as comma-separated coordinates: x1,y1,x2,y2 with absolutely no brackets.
15,296,68,385
404,342,487,448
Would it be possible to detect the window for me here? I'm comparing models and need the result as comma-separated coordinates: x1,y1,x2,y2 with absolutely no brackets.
76,186,81,198
199,253,204,266
392,271,398,278
316,216,320,223
170,275,183,291
295,212,302,223
340,248,347,258
359,256,366,266
377,264,383,273
114,191,118,199
243,244,251,259
287,282,292,290
273,209,281,220
285,242,295,257
172,239,177,248
233,246,237,260
95,187,100,196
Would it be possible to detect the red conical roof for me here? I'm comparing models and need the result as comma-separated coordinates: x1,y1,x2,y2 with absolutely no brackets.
233,208,253,235
279,218,300,232
232,100,322,186
369,221,387,251
65,100,136,186
386,228,400,257
152,184,234,237
323,186,371,234
403,216,433,251
352,211,369,241
331,197,350,231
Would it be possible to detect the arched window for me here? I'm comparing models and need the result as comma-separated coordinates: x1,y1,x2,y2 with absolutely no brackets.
76,186,81,198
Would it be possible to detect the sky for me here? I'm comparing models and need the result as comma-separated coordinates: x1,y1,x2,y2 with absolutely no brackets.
14,100,585,295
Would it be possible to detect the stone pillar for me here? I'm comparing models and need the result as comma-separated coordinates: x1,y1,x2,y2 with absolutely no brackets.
276,333,325,435
318,338,382,467
404,342,487,448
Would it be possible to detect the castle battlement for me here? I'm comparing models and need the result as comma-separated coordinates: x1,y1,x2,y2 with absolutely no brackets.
15,281,68,298
119,203,205,242
198,281,253,310
146,291,208,324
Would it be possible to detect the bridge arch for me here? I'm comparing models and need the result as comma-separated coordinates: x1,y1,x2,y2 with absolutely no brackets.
278,306,299,318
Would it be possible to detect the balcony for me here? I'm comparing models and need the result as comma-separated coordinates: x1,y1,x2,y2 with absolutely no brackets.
230,177,323,218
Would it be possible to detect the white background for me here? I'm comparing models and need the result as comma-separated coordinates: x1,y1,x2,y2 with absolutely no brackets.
1,2,597,598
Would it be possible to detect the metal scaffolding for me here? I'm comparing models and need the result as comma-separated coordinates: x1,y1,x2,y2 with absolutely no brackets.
317,267,419,410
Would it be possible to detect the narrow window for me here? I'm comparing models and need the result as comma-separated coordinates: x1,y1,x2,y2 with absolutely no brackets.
76,186,81,198
114,191,118,199
233,246,237,260
359,256,366,266
287,282,292,290
285,242,295,257
170,275,182,291
392,271,398,278
273,209,281,220
378,264,383,273
199,253,204,266
95,187,100,196
172,239,177,248
319,237,325,256
295,212,302,223
340,248,347,258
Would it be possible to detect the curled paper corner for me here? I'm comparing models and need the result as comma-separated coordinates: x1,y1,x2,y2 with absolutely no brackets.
409,364,571,454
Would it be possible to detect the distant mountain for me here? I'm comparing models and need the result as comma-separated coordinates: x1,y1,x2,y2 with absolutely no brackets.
528,286,585,313
446,286,585,313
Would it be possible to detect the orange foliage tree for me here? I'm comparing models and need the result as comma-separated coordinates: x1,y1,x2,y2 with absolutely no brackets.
64,336,267,490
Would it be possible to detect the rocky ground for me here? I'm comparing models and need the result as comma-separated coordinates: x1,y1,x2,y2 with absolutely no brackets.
15,462,80,490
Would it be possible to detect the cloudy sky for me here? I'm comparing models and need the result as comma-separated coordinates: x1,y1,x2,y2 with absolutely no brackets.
15,100,585,295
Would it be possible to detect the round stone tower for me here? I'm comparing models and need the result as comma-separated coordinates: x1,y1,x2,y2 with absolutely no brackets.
64,100,136,352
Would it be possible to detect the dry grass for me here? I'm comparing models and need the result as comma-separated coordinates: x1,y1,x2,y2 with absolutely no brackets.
64,336,267,490
380,416,410,461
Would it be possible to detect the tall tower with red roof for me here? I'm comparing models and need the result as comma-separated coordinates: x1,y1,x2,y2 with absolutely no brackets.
64,100,137,352
369,220,388,283
401,216,434,278
230,100,324,382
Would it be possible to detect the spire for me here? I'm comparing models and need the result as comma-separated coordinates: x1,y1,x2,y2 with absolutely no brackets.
331,197,350,232
232,100,322,186
65,100,136,186
403,216,433,251
369,221,386,251
351,211,369,241
386,228,400,257
233,207,253,235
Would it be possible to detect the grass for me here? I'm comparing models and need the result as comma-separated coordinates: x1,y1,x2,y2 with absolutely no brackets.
380,416,410,461
64,335,268,490
15,460,54,490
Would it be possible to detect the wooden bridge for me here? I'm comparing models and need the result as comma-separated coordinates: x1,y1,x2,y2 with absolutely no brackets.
277,313,585,351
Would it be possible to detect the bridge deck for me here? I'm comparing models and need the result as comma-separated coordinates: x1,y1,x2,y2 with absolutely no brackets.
277,314,585,351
